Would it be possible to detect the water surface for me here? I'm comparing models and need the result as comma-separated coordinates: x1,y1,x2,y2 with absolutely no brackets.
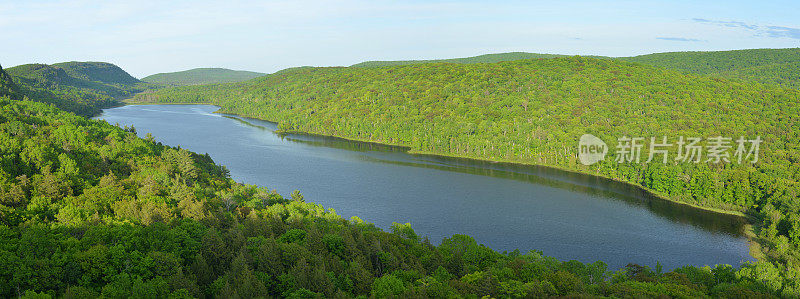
97,104,754,270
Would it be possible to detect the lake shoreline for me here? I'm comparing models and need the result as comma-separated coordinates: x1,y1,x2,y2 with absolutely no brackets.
123,100,752,218
119,100,760,260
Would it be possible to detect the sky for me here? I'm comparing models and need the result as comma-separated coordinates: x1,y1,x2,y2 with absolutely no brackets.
1,0,799,78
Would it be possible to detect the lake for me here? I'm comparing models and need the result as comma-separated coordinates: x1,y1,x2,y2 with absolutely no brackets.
96,104,754,270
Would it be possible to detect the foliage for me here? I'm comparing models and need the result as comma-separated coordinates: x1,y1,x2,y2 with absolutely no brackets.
621,48,800,89
351,52,570,67
4,50,800,296
353,48,800,89
141,68,265,86
134,56,799,218
5,62,157,116
0,91,780,297
0,64,20,99
52,61,141,85
134,54,800,296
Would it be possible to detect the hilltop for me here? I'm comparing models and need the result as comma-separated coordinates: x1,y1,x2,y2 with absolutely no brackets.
620,48,800,74
351,48,800,89
0,65,20,98
5,61,150,115
620,48,800,89
53,61,141,85
141,67,265,86
0,56,782,299
134,56,800,296
351,52,570,67
134,56,799,215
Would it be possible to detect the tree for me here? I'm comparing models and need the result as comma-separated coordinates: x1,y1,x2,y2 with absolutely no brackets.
371,274,406,298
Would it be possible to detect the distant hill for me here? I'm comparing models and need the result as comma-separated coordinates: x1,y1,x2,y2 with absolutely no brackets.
351,49,800,89
0,65,20,99
142,68,265,86
716,60,800,89
6,63,85,87
619,48,800,74
620,48,800,89
6,62,144,97
5,62,149,116
53,61,140,85
351,52,572,67
135,56,800,226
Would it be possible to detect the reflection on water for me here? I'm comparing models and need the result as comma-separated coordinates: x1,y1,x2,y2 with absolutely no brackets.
227,114,747,237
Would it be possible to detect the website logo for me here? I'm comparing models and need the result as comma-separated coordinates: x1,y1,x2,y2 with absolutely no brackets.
577,134,762,166
579,134,608,165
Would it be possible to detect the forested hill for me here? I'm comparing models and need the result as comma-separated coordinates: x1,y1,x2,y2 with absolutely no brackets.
0,65,20,98
131,57,799,219
351,48,800,89
4,61,152,116
135,56,800,296
351,52,569,67
52,61,141,85
620,48,800,74
620,48,800,89
141,67,265,86
1,61,787,297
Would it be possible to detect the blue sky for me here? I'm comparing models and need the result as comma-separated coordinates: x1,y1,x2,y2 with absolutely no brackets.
1,0,798,78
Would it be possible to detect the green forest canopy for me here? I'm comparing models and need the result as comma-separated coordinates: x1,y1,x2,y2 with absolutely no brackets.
141,68,266,86
620,48,800,89
5,61,156,116
4,48,800,297
52,61,141,85
134,53,800,296
0,65,20,99
353,48,800,89
0,64,788,297
351,52,570,67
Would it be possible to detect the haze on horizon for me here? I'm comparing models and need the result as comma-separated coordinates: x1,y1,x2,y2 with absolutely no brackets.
1,0,798,78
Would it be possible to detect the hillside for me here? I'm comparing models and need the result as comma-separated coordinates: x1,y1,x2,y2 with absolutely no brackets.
132,58,800,217
0,65,19,98
5,66,785,297
6,63,85,87
351,52,570,67
7,62,144,98
131,57,799,216
134,56,800,296
5,62,151,116
620,48,800,74
141,67,265,86
620,48,800,89
351,49,800,89
720,60,800,89
53,61,141,85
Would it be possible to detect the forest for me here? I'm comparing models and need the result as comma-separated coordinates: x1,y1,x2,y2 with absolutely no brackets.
0,65,787,298
142,68,267,86
2,48,800,297
132,50,800,296
3,62,155,117
351,53,572,68
620,48,800,89
354,48,800,89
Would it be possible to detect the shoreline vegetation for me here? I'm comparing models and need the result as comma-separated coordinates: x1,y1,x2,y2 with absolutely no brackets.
121,100,762,259
234,109,773,265
123,99,749,219
5,49,799,296
124,52,800,297
3,99,774,298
